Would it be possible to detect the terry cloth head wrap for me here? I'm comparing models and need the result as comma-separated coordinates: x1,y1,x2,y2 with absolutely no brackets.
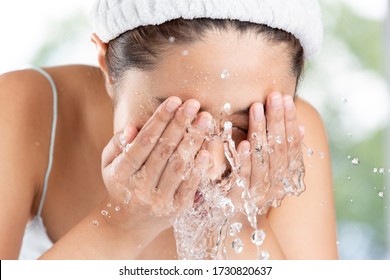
90,0,323,59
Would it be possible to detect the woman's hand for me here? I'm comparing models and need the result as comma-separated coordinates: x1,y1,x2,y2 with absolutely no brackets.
236,92,305,215
100,97,213,243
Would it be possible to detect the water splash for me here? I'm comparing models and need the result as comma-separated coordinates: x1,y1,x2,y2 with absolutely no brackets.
171,105,306,260
223,103,231,114
229,222,242,237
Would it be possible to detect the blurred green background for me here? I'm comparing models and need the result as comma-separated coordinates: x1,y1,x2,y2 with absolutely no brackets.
1,0,388,259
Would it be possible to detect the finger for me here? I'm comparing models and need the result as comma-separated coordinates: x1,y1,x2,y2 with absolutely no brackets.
248,103,269,190
283,95,302,161
283,95,306,195
238,140,251,181
157,112,213,199
116,97,183,176
142,99,200,189
265,92,288,175
101,124,138,169
174,150,211,212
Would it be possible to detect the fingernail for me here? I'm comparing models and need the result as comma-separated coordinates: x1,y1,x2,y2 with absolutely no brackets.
253,103,264,122
283,95,294,111
196,114,212,132
239,141,251,158
185,100,200,117
166,97,182,113
299,125,305,136
272,93,283,110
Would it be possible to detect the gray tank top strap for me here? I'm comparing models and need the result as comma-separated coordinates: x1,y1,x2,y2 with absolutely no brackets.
28,66,58,217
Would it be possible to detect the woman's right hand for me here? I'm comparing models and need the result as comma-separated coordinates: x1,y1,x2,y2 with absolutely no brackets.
100,97,213,243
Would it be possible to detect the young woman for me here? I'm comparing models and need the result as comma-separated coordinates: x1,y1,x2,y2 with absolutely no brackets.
0,0,338,259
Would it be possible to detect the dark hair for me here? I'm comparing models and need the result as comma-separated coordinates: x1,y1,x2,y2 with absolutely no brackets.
106,18,304,89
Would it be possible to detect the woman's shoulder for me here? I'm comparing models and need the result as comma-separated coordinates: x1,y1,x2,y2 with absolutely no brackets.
0,65,105,179
295,97,326,128
0,65,103,105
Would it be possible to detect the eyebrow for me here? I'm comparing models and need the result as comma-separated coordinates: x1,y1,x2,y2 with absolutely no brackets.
152,96,250,115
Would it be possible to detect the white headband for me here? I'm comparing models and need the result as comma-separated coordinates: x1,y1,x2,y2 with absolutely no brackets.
90,0,323,59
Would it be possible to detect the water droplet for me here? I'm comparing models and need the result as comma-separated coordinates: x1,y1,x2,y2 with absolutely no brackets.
229,222,243,237
336,241,340,246
115,206,121,212
221,69,230,80
219,197,235,213
307,148,314,157
347,155,351,159
388,169,390,173
182,50,189,56
351,158,360,165
373,168,379,174
378,191,385,198
168,36,175,43
347,176,351,181
124,143,132,153
350,199,354,203
266,146,274,154
236,178,246,189
110,166,118,179
107,204,112,208
101,210,108,216
379,168,385,174
232,238,244,254
276,136,283,145
347,132,352,137
319,152,325,159
251,230,266,246
224,121,233,132
287,136,294,143
342,97,348,104
124,199,131,205
282,178,294,193
241,190,251,200
259,250,270,260
223,103,231,113
92,220,99,226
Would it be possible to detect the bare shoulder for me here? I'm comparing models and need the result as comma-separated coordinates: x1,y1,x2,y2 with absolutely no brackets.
0,65,107,258
0,68,56,258
0,68,57,176
0,64,104,197
295,97,325,125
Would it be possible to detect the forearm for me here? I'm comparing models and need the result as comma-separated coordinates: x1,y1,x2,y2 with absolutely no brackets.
39,198,155,260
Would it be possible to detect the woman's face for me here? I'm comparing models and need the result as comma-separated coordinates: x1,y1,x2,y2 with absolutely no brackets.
111,30,298,177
